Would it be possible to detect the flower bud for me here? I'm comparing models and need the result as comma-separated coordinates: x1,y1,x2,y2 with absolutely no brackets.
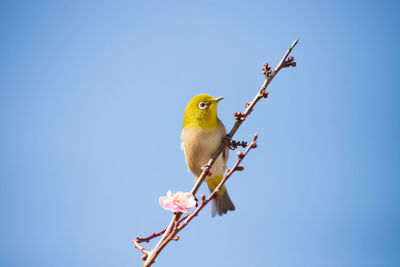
236,165,245,171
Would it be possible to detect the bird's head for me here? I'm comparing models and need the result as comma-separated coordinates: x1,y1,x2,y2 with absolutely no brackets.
183,94,224,129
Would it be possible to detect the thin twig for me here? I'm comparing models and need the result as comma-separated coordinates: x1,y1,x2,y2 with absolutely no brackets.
134,213,191,243
133,238,149,261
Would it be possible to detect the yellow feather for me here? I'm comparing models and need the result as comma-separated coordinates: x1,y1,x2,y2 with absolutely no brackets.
205,175,226,196
182,94,220,129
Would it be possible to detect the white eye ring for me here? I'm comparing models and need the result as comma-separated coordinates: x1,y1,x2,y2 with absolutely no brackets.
198,102,207,109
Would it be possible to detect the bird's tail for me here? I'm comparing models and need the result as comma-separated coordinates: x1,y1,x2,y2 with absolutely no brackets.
206,176,235,217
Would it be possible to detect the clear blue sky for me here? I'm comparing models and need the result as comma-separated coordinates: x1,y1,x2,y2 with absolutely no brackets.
1,1,399,266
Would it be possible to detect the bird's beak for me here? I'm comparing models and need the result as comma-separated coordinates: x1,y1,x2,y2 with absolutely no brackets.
210,97,224,104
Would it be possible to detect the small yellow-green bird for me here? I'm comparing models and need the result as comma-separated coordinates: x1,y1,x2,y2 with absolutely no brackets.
181,94,235,217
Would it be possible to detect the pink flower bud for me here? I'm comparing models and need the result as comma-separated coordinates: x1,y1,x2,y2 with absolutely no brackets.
236,151,244,158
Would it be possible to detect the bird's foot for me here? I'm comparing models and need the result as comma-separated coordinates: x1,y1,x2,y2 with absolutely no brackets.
223,134,247,150
228,139,248,150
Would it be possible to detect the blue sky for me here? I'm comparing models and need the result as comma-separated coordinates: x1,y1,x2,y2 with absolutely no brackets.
1,1,399,266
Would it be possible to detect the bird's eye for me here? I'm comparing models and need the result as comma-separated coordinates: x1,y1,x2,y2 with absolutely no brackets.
198,102,207,109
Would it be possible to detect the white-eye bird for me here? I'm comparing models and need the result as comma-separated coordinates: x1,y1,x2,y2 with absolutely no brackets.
181,94,235,217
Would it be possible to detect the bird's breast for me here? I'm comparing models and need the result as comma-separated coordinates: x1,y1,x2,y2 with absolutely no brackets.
181,125,226,178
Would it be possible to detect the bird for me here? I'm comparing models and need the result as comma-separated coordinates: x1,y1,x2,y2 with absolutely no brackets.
181,94,235,217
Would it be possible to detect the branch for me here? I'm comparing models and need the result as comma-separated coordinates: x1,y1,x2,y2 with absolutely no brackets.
134,39,299,266
142,134,258,266
134,213,191,244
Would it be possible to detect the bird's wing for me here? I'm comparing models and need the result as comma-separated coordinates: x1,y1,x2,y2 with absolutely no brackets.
219,121,229,169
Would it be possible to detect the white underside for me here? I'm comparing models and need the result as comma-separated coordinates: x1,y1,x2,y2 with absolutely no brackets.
181,125,227,179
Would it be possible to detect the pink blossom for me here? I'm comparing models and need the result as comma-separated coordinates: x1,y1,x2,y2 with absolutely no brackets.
159,191,196,213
